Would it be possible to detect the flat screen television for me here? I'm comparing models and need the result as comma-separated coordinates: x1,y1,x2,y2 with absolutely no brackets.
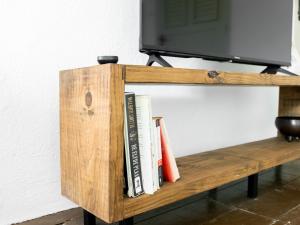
140,0,294,67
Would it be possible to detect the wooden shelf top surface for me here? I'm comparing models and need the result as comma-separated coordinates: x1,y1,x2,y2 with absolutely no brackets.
124,137,300,218
123,65,300,86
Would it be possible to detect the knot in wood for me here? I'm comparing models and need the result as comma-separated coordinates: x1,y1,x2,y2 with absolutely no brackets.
85,91,93,107
208,71,220,79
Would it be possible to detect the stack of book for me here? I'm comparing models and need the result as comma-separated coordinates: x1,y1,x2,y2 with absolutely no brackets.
124,93,180,197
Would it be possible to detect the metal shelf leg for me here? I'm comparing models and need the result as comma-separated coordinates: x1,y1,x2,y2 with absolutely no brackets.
248,173,259,198
83,210,96,225
119,217,134,225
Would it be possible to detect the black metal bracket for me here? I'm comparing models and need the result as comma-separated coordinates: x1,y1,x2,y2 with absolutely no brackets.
83,210,96,225
248,173,259,199
146,53,172,67
275,165,283,185
208,188,218,200
261,65,298,76
83,209,134,225
119,217,134,225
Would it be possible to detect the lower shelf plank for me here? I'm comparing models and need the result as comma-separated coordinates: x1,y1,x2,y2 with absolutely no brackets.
123,137,300,218
222,138,300,170
124,149,258,217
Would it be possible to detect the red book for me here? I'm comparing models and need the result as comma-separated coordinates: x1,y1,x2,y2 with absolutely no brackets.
158,118,180,183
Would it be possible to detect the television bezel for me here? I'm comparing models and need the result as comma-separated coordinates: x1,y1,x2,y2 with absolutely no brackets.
139,0,293,67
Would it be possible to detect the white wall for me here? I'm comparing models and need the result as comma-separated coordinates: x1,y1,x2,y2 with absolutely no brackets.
0,1,298,224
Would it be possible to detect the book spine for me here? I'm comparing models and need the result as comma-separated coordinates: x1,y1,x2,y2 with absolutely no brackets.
160,118,180,183
151,120,159,191
136,96,156,194
124,93,144,197
156,119,164,187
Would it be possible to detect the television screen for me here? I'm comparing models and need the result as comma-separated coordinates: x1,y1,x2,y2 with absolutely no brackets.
140,0,294,66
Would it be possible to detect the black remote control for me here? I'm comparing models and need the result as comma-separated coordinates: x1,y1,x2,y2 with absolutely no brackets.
97,56,118,65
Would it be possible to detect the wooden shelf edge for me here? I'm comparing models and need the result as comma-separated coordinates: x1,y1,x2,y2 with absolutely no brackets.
124,65,300,86
59,64,300,86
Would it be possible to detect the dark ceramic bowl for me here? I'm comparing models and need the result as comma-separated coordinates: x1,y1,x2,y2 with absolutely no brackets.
275,116,300,142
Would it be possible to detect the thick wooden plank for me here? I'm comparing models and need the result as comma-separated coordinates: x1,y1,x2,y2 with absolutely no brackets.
123,138,300,218
124,65,300,86
279,87,300,116
221,138,300,171
60,64,125,223
124,150,259,218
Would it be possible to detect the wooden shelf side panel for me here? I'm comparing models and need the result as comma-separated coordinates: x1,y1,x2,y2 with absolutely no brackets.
125,65,300,86
60,64,125,223
279,87,300,117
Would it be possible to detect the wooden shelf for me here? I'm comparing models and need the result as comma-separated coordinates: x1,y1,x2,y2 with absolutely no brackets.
124,137,300,217
60,64,300,223
124,65,300,86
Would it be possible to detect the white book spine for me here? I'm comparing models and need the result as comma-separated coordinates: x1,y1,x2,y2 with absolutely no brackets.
151,120,159,191
136,96,156,194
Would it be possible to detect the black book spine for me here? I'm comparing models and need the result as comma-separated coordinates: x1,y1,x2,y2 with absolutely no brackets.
125,93,144,196
158,166,164,187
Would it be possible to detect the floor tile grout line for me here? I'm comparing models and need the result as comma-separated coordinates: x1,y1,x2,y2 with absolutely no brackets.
210,198,281,223
277,203,300,220
236,207,278,222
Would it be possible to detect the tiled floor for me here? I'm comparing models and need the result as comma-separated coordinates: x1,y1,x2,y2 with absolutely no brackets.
17,160,300,225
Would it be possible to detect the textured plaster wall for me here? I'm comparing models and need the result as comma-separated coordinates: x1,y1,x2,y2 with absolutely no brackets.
0,1,298,224
295,0,300,51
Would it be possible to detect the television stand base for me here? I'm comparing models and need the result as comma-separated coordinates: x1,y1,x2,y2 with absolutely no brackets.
146,53,172,67
262,65,298,76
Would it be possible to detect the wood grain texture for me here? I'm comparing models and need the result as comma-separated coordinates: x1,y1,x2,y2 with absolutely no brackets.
124,138,300,218
221,138,300,171
279,87,300,116
124,65,300,86
60,64,125,223
60,64,300,223
124,150,258,218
